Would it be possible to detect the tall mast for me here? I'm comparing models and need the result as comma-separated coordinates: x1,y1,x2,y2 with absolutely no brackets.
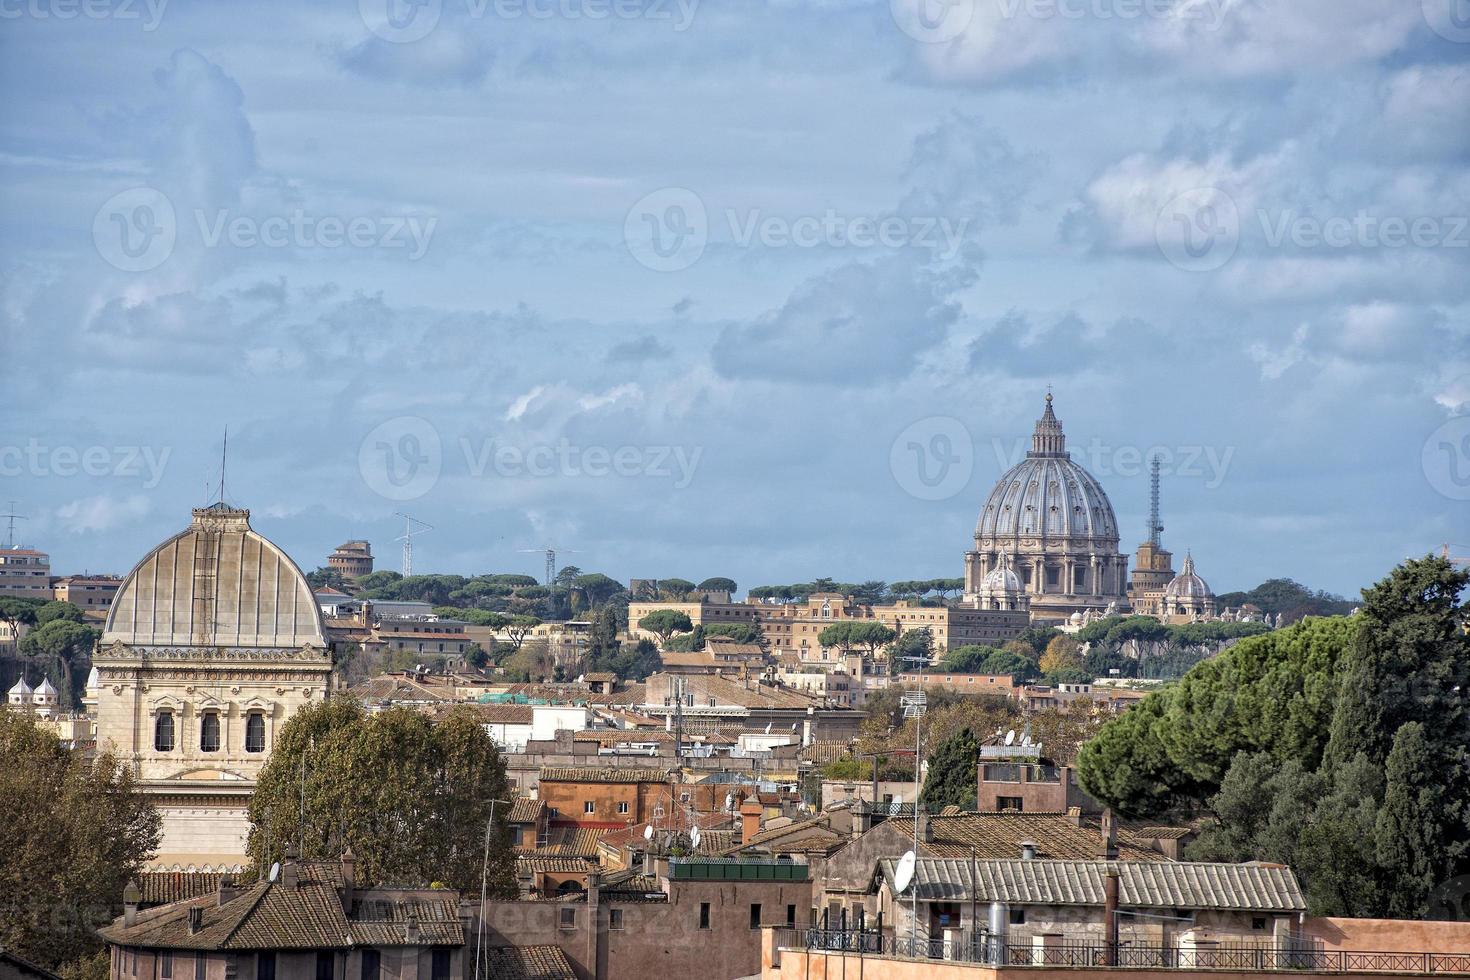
1148,455,1164,547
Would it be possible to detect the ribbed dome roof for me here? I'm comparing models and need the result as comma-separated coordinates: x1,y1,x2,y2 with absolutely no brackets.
982,559,1023,594
103,504,326,649
976,394,1119,543
1165,553,1212,599
8,676,32,696
34,677,57,696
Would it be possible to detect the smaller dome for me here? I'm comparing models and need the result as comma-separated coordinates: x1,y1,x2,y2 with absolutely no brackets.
8,676,33,697
982,556,1023,594
85,666,99,690
34,677,58,698
1068,611,1084,625
1165,553,1212,600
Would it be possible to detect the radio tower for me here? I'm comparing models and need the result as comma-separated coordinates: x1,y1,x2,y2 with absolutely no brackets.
2,501,26,549
1147,455,1164,547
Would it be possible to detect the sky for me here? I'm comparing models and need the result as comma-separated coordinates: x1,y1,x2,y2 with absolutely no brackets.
1,0,1467,599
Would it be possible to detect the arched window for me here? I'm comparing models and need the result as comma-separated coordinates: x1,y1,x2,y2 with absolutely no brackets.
154,712,175,752
245,712,266,753
200,712,221,752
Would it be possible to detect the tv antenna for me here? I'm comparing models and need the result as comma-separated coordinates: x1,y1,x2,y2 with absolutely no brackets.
1,502,26,550
395,512,432,576
516,544,581,586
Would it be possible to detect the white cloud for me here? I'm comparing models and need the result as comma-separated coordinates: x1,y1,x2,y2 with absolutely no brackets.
55,495,151,534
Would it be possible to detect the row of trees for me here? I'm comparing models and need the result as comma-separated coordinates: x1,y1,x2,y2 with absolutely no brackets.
0,598,99,709
746,578,963,605
1077,556,1469,919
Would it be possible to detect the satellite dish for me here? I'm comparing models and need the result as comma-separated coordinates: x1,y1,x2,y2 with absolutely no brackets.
643,825,654,841
894,850,917,895
724,793,735,811
690,826,702,849
889,794,902,816
268,862,281,883
1004,729,1016,746
765,722,772,735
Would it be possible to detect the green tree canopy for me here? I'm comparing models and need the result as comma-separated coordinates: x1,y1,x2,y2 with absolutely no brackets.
638,609,693,643
246,697,515,896
0,712,160,972
702,622,764,645
36,600,84,626
697,577,738,594
658,578,697,600
920,727,980,811
19,619,100,708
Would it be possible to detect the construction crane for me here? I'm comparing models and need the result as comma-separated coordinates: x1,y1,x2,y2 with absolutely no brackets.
394,513,432,577
516,545,581,586
1443,544,1470,566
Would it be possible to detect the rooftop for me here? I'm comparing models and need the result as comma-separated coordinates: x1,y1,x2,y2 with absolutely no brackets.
539,766,671,784
873,857,1305,912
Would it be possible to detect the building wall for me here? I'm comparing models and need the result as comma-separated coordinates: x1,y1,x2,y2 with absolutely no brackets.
476,876,812,980
109,944,452,980
976,763,1095,814
148,794,254,870
0,549,51,599
1302,916,1470,952
538,779,670,827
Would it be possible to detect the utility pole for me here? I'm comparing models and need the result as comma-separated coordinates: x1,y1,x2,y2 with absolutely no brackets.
475,798,510,980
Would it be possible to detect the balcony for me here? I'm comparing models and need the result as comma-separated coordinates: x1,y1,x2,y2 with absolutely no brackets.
767,929,1470,976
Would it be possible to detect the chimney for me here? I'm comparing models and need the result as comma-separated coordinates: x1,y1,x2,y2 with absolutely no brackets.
282,844,300,888
586,871,601,909
740,798,762,843
916,809,933,844
341,847,357,910
1102,869,1120,966
1020,841,1037,861
1100,807,1118,860
1066,806,1084,828
123,880,141,927
187,907,204,935
217,877,240,907
404,910,421,944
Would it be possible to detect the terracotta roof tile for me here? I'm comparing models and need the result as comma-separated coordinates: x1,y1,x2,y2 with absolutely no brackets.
484,946,577,980
539,766,671,784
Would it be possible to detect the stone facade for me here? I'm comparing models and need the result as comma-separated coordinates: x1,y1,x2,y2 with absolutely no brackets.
93,504,332,870
964,395,1130,622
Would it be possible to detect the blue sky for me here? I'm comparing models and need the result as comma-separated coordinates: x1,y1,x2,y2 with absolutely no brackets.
1,0,1467,597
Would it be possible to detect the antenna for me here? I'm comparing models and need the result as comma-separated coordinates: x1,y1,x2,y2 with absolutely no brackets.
894,849,917,895
394,512,432,576
1148,454,1164,547
1,502,26,550
219,426,228,504
515,544,582,586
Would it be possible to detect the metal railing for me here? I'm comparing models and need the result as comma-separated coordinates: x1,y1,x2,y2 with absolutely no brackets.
786,931,1470,974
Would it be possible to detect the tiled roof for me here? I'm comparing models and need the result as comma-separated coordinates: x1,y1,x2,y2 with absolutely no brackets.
136,872,226,906
484,945,577,980
874,858,1306,911
893,812,1169,863
516,826,607,858
1136,825,1195,840
517,856,595,874
508,797,546,824
583,672,618,683
444,703,535,724
349,676,451,702
723,815,840,854
100,862,463,950
597,870,667,901
539,766,671,784
799,740,855,765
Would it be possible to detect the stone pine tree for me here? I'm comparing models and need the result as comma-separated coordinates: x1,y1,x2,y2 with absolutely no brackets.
246,697,516,898
920,727,980,811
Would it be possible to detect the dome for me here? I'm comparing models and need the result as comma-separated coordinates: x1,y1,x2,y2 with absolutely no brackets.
103,504,326,649
982,562,1022,594
8,676,32,697
34,677,57,698
975,394,1119,543
1165,553,1212,600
